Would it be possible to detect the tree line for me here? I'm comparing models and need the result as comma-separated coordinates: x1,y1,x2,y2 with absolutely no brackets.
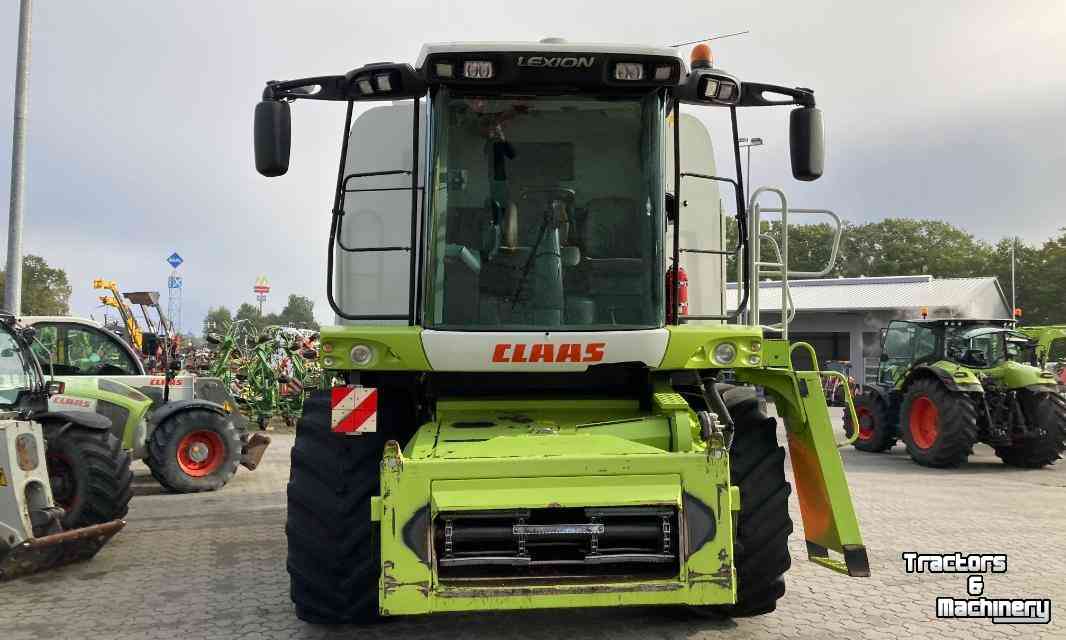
202,294,320,336
725,220,1066,325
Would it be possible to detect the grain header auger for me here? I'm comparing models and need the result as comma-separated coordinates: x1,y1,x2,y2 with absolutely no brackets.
254,39,868,623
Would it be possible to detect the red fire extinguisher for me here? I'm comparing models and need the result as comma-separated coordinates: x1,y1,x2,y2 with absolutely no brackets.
666,265,689,323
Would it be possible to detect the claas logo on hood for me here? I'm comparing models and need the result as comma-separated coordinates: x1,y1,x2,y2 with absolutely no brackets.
492,342,605,364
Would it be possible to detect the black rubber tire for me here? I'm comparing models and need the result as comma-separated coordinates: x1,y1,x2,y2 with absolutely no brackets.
45,426,133,530
843,393,897,453
287,390,384,624
995,392,1066,468
701,385,793,617
899,378,978,468
145,409,242,492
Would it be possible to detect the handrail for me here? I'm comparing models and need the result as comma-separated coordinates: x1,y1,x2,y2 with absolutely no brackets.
756,207,844,278
747,187,789,336
789,342,861,447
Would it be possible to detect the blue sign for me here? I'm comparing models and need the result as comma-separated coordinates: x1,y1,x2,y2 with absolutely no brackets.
167,252,184,269
168,276,183,290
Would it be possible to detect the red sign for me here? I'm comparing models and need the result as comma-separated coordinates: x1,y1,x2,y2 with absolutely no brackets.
491,342,605,364
331,386,378,434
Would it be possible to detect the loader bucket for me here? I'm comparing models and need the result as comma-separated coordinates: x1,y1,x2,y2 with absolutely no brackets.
240,432,271,471
0,519,126,582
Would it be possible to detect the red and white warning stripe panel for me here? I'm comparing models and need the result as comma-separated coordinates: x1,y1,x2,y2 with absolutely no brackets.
331,386,378,434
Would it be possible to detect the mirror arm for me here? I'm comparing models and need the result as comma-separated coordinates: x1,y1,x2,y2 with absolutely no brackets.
738,82,816,108
263,75,350,101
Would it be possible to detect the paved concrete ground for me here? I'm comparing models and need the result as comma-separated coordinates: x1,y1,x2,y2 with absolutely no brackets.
1,408,1063,640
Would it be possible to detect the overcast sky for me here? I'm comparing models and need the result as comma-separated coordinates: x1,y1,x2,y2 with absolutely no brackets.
1,1,1064,329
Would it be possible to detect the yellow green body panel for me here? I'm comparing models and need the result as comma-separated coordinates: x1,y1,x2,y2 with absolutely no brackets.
378,436,736,615
659,324,764,369
54,377,152,449
315,326,867,615
318,325,430,371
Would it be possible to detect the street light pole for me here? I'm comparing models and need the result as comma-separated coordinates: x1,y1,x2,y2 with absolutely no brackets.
737,137,763,205
5,0,33,315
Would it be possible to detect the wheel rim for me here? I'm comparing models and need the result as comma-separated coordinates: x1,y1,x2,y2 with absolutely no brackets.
909,396,940,449
856,406,876,441
46,452,77,511
176,430,226,477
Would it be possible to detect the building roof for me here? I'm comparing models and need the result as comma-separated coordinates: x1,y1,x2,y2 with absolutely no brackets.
726,275,1011,315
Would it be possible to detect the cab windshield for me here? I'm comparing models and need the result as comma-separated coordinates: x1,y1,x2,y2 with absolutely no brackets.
424,89,665,330
945,327,1022,368
0,327,37,407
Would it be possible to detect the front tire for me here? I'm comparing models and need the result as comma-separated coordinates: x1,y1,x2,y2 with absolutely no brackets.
995,392,1066,468
701,386,793,617
286,390,383,624
45,425,133,530
843,392,897,453
146,410,241,492
899,378,978,468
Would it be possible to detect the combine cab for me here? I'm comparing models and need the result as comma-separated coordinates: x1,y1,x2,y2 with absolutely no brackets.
255,39,868,622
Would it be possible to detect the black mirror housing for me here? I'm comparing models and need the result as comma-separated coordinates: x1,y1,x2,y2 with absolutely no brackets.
789,107,824,181
255,100,291,177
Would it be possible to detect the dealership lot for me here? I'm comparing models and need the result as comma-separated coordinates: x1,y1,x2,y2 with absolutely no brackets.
1,409,1062,640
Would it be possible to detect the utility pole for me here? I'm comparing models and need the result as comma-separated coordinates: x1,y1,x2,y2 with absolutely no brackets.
738,137,763,205
1010,236,1017,316
5,0,33,315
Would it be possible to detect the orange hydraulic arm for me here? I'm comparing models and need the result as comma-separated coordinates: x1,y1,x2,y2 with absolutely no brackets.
93,279,142,350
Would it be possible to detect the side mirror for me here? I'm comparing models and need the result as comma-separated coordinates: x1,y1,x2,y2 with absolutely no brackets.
46,380,65,396
789,107,824,181
254,100,291,177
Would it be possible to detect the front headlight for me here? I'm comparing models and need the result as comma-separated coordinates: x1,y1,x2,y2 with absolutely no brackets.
350,344,374,366
713,342,737,365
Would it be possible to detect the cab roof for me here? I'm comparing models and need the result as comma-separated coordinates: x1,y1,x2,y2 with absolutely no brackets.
416,40,684,70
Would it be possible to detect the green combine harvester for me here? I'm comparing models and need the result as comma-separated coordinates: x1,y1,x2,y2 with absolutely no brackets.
254,39,868,623
845,318,1066,467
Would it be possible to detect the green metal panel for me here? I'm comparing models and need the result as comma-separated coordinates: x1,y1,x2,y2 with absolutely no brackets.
737,351,868,577
318,325,431,371
376,399,738,616
55,377,152,449
432,475,681,512
658,325,764,370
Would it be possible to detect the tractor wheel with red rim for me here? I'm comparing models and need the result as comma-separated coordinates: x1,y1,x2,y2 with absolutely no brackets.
843,392,897,453
146,409,241,492
44,425,133,530
899,378,978,468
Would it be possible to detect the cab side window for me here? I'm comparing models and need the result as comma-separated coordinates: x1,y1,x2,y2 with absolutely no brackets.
880,323,915,384
37,324,140,376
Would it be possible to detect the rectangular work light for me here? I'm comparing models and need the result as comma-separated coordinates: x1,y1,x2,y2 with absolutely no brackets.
463,60,495,79
614,62,644,81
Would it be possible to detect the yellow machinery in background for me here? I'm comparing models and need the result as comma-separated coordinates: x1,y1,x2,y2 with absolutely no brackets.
93,279,142,351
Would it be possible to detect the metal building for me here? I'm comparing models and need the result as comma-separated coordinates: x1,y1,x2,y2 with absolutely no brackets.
728,275,1012,385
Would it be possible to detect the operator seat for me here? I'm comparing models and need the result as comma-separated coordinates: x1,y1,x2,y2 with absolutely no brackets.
572,197,649,325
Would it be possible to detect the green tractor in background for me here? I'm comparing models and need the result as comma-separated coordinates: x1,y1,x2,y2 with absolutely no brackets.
1017,325,1066,389
845,318,1066,468
22,316,269,510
